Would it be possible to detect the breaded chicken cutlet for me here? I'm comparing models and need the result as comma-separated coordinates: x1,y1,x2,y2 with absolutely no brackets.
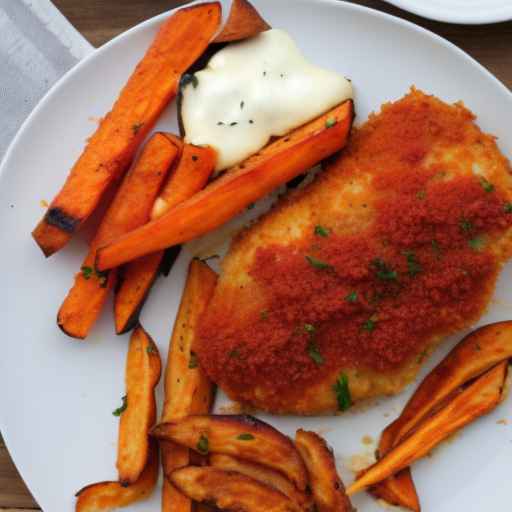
197,89,512,414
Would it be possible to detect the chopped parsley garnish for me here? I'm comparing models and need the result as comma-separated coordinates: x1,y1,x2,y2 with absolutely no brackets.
469,237,484,251
504,203,512,213
372,258,397,281
260,310,269,320
459,218,473,233
333,373,351,411
81,266,93,280
188,352,198,369
132,123,143,135
416,190,426,200
362,319,376,332
314,225,330,237
305,255,332,270
146,345,156,355
197,435,209,454
237,433,255,441
405,251,422,277
307,340,324,365
304,323,316,334
113,395,127,416
345,291,358,303
480,177,494,193
230,122,238,126
325,118,337,128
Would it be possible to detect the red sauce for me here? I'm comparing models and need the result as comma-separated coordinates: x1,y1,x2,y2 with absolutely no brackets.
199,171,512,392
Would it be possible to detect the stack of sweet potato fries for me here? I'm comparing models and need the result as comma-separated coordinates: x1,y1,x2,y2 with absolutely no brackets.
31,1,511,511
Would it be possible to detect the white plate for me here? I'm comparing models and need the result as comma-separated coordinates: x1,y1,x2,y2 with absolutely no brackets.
384,0,512,24
1,1,512,511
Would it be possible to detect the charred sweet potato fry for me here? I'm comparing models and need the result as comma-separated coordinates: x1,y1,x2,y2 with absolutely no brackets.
295,430,352,512
369,320,512,510
113,146,216,334
170,467,302,512
117,325,161,485
160,259,217,512
347,361,509,495
32,3,221,257
96,100,354,270
213,0,270,43
57,134,179,339
210,454,310,510
152,415,308,491
75,439,159,511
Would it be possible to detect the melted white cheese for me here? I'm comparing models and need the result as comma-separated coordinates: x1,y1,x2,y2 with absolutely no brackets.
181,29,353,172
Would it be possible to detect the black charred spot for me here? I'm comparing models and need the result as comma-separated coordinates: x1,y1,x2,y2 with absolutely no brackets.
45,208,79,233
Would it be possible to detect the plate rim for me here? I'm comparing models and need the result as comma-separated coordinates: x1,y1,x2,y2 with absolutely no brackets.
384,0,512,24
1,0,512,509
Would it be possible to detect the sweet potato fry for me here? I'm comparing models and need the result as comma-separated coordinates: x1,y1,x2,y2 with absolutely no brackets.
75,439,159,511
113,146,216,334
57,133,178,339
347,361,509,495
117,325,161,485
161,259,217,512
295,430,352,512
213,0,270,43
210,454,310,510
170,467,303,512
152,415,308,491
32,3,221,257
96,100,354,270
369,320,512,510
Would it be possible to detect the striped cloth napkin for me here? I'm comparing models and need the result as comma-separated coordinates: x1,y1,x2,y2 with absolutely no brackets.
0,0,93,160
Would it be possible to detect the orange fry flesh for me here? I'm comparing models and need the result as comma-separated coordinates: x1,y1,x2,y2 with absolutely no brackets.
32,3,221,256
117,325,162,485
96,100,354,271
75,439,159,511
347,361,508,495
161,259,218,512
57,133,178,339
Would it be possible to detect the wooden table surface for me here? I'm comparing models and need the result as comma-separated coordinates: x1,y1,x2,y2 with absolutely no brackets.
1,0,511,510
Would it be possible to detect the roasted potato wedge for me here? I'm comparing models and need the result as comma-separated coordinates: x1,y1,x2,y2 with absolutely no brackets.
348,361,509,495
33,3,221,256
369,320,512,510
213,0,270,43
210,454,311,510
161,259,218,512
170,466,302,512
75,439,159,511
117,325,161,484
96,101,354,271
152,414,308,491
295,430,352,512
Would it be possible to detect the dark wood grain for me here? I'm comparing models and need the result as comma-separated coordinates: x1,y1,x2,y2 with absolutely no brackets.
2,1,511,509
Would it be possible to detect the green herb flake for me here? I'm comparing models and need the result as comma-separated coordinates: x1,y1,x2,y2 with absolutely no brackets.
132,123,143,135
325,118,337,129
459,218,473,233
480,177,494,193
314,225,330,237
188,352,198,369
113,395,127,417
332,373,351,411
81,266,93,280
345,291,358,303
468,237,485,251
237,433,255,441
146,345,156,355
260,310,269,320
305,255,333,270
304,323,316,334
504,203,512,214
416,190,426,200
307,340,324,366
372,259,397,281
362,319,376,332
197,434,209,454
405,251,422,277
